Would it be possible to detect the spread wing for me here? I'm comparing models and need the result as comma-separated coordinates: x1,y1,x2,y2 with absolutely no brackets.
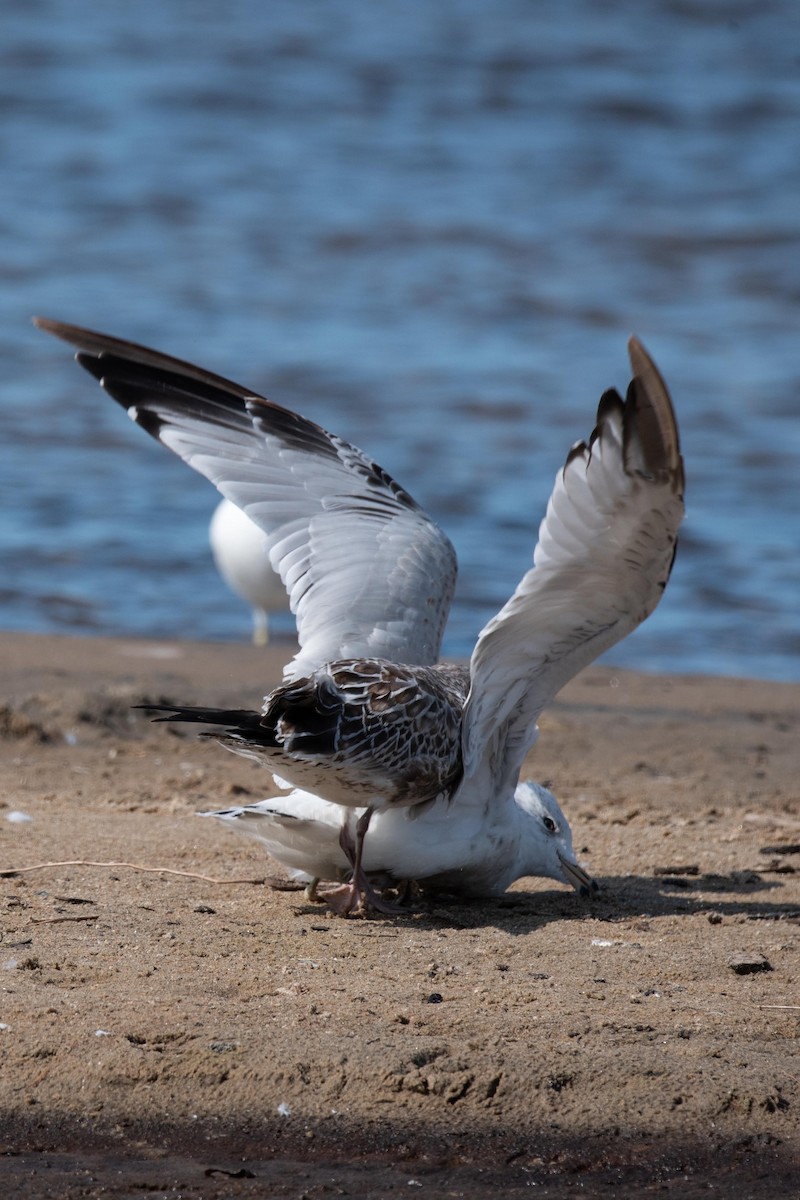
461,337,684,794
34,318,457,678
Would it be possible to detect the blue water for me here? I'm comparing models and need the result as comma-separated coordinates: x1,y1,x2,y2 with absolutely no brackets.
1,0,799,681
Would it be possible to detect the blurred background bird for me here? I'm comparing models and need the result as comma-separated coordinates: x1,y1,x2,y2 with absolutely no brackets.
209,499,289,646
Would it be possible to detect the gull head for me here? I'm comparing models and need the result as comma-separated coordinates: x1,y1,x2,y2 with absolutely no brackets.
514,781,598,897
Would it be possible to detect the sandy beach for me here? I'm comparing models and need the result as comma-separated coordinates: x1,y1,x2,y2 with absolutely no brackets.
1,632,798,1197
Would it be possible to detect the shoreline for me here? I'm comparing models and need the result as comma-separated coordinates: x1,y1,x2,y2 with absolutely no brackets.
2,632,798,1197
5,626,800,687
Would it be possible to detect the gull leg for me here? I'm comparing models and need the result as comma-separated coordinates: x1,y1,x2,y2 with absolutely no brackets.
323,811,368,915
252,609,268,646
393,878,416,906
304,877,321,902
324,808,407,917
350,811,406,913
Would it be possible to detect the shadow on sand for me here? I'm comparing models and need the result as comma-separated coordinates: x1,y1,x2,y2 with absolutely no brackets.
1,1107,796,1199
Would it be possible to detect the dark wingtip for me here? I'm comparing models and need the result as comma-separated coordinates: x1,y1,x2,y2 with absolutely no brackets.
34,315,93,350
33,316,261,401
75,351,106,382
625,336,684,493
589,388,625,451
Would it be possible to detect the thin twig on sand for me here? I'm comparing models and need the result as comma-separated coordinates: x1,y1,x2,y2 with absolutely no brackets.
0,859,295,887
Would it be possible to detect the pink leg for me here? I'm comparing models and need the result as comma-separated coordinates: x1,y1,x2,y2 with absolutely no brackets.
323,809,407,916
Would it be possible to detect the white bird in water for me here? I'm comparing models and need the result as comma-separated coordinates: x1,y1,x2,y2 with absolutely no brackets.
209,497,289,645
35,317,684,915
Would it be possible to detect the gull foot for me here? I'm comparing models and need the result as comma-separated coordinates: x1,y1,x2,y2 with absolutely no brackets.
322,881,363,916
303,877,322,902
359,875,408,915
319,874,408,917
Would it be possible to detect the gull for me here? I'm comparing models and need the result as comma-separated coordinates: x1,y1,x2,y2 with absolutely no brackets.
199,779,590,901
35,317,684,914
209,497,290,644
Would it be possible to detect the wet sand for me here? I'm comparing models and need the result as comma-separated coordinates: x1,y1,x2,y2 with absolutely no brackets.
1,632,798,1197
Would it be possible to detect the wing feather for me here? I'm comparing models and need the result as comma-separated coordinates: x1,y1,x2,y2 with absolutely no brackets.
34,317,456,676
461,337,684,791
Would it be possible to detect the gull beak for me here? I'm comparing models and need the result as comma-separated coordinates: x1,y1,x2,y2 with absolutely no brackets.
558,852,599,898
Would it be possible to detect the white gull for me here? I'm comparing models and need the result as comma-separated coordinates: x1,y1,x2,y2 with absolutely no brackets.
209,497,289,645
35,318,684,914
200,779,589,901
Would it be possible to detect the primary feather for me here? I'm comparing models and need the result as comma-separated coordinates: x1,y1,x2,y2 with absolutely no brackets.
35,317,683,912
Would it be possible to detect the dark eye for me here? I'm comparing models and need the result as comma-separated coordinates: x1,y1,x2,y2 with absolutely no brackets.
543,816,557,833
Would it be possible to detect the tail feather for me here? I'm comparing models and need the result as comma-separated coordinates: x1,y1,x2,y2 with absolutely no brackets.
261,674,342,756
136,703,276,747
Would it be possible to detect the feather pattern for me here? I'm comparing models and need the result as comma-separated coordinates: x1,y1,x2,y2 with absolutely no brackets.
35,316,683,912
147,658,468,812
34,318,455,680
460,341,683,795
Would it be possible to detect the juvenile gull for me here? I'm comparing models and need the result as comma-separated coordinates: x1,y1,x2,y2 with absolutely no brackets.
209,497,290,645
35,318,684,914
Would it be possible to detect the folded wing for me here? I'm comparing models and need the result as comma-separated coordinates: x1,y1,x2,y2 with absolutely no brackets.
34,318,457,677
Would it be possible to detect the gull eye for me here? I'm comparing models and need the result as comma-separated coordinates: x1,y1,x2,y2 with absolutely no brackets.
543,816,558,833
